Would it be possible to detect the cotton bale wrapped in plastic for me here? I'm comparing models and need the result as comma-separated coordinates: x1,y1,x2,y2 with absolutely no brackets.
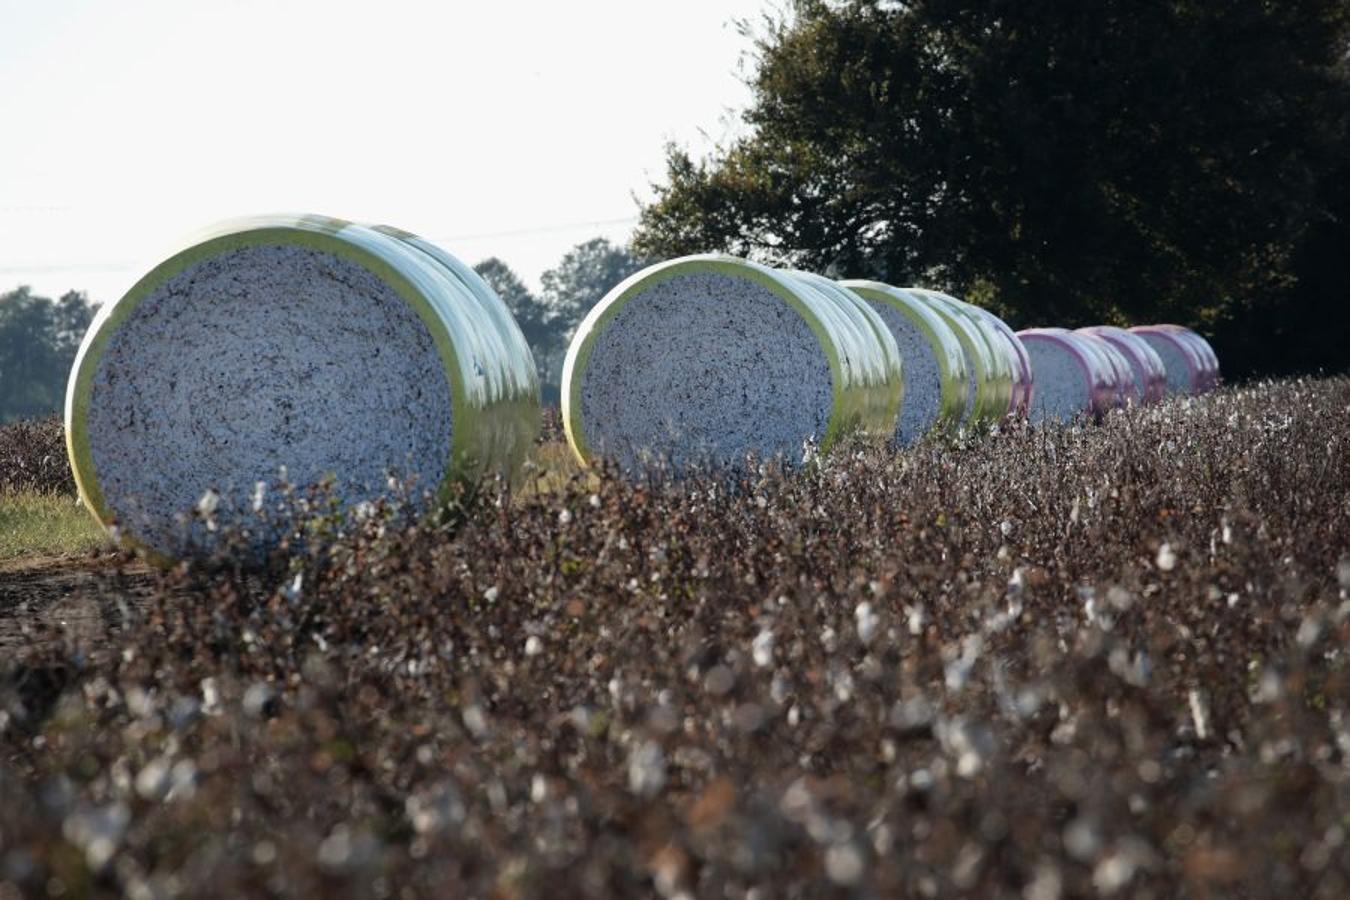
1129,326,1207,395
65,214,541,561
906,289,1013,424
371,223,541,455
1075,331,1138,408
785,271,904,441
839,280,970,445
961,303,1034,418
1077,326,1167,405
1016,328,1118,423
561,255,900,474
1151,324,1220,392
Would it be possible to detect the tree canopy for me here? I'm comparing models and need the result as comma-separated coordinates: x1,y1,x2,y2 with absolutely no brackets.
0,287,95,423
475,239,647,405
633,0,1350,375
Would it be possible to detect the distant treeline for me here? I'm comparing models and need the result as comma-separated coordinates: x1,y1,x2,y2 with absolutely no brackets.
0,287,94,424
0,236,642,422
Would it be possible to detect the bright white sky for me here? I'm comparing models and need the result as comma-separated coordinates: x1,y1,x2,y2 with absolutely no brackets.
0,0,772,303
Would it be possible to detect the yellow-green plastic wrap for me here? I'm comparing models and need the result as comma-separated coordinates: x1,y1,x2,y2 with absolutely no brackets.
908,288,1014,423
839,280,970,431
65,214,540,562
371,223,541,471
561,255,895,469
897,287,998,424
785,270,903,440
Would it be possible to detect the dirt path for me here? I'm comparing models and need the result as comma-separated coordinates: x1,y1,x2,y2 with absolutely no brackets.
0,554,155,657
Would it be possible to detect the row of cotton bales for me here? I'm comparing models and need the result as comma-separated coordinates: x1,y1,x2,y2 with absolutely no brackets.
65,215,541,561
561,254,1223,471
560,255,1036,473
1016,324,1220,423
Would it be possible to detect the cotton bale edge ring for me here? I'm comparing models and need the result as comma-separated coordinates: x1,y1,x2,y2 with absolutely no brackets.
562,255,884,474
839,280,969,445
65,214,536,561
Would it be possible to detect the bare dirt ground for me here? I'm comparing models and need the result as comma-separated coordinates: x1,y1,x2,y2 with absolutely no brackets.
0,554,154,657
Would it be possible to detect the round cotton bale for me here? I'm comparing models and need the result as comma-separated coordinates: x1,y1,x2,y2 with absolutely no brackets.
1078,326,1167,405
1129,326,1205,395
65,214,539,561
785,271,904,440
1075,332,1137,407
561,255,897,474
913,289,1016,421
905,289,1010,424
839,280,970,445
1152,324,1220,392
960,302,1034,418
1016,328,1116,423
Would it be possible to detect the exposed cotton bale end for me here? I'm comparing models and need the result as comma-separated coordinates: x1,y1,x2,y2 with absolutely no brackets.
1078,326,1167,405
1017,329,1116,423
1130,326,1205,395
840,280,970,445
65,215,539,561
562,256,894,475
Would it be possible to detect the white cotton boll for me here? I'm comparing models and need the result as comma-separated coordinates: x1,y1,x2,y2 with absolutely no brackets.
627,740,667,797
1156,543,1177,572
197,489,220,517
854,602,879,645
752,630,775,668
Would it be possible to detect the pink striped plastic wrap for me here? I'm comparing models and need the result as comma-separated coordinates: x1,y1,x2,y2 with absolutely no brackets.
1078,326,1167,405
1016,328,1120,422
1130,326,1208,395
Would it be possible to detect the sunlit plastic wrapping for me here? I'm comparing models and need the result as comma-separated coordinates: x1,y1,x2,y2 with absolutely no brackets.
1016,328,1119,423
561,255,902,474
785,270,904,440
1129,326,1206,395
840,280,970,444
1078,326,1167,405
372,223,541,459
908,289,1014,423
65,214,541,561
965,305,1034,417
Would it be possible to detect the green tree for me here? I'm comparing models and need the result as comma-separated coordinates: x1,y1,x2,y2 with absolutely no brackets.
633,0,1350,374
0,287,96,422
473,258,562,403
540,238,648,342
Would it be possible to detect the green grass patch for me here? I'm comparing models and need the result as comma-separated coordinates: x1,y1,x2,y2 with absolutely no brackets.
516,440,594,498
0,491,109,559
